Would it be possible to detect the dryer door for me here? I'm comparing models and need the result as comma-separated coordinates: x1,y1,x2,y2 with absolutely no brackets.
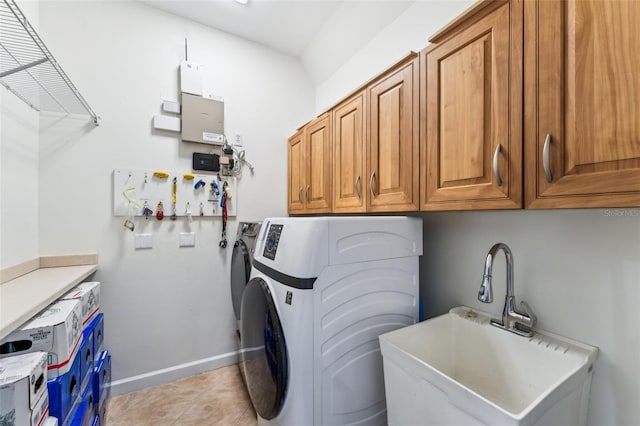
240,277,288,420
230,238,252,321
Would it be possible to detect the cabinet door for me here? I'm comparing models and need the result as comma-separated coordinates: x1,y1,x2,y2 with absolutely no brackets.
333,92,366,212
525,0,640,208
368,58,419,212
421,0,522,210
287,130,305,213
305,114,332,213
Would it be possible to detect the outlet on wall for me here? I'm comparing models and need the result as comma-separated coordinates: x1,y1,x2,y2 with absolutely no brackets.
134,233,153,249
179,232,196,247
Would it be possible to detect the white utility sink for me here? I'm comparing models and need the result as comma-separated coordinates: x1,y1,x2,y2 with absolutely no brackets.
379,307,598,426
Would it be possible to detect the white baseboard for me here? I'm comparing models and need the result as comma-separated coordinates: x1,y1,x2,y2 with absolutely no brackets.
110,350,240,396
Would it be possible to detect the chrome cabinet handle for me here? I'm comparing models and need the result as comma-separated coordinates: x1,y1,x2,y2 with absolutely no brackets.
369,172,376,198
298,188,303,203
543,133,553,183
355,175,361,199
493,143,503,187
306,185,310,203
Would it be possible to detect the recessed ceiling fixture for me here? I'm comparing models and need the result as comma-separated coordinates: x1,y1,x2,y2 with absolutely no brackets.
233,0,248,5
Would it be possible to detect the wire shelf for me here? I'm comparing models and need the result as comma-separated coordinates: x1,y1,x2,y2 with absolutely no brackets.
0,0,99,124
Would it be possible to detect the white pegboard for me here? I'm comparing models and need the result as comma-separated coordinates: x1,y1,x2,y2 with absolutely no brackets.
113,169,236,217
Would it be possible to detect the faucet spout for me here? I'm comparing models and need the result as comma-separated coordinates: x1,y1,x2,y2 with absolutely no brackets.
477,243,536,337
478,243,513,303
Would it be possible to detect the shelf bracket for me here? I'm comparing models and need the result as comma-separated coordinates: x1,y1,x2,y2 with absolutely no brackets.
0,58,49,79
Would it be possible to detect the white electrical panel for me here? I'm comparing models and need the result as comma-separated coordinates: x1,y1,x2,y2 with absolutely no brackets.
113,169,237,218
181,93,224,145
180,61,203,95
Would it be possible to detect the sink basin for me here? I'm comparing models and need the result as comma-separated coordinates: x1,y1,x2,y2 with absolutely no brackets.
379,307,598,426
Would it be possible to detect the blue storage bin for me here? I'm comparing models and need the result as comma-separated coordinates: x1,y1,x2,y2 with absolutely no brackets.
96,398,107,425
47,351,81,425
79,329,94,388
67,399,93,426
81,378,96,416
92,350,111,405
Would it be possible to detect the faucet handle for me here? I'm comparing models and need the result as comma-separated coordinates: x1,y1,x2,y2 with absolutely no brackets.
520,300,537,327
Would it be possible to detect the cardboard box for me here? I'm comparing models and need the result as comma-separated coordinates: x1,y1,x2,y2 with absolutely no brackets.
86,314,104,359
61,282,101,327
92,351,111,406
30,391,50,426
0,299,83,379
43,417,58,426
0,352,48,425
47,352,81,425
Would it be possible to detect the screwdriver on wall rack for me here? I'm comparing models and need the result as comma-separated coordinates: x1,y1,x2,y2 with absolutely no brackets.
171,177,177,220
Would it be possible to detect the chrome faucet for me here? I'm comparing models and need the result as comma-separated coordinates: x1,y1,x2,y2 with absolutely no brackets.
478,243,537,337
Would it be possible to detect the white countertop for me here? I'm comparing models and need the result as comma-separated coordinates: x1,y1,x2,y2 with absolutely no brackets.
0,256,97,340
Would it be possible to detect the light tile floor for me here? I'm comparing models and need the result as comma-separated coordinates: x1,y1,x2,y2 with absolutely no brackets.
105,365,257,426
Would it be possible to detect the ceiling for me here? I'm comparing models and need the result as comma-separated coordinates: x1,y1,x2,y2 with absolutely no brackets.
139,0,414,85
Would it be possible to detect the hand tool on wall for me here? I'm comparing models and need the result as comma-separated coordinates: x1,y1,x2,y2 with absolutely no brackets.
171,177,177,220
185,202,193,224
219,181,228,248
156,201,164,220
122,186,140,231
124,206,135,231
153,170,170,179
142,201,153,220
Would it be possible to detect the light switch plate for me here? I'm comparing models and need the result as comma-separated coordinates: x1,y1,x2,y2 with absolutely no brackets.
179,232,196,247
162,100,180,114
135,233,153,249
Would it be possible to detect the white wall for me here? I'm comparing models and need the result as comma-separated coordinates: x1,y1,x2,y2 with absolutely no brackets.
34,0,314,393
301,0,413,88
315,2,640,425
314,0,475,113
0,1,40,268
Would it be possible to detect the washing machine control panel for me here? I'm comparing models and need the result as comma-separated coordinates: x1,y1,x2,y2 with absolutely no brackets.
263,224,283,261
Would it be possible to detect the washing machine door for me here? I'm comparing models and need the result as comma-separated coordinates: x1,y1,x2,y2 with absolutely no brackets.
240,277,288,420
230,238,252,321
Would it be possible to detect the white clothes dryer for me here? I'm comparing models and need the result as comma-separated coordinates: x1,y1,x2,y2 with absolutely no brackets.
230,221,262,337
240,216,422,426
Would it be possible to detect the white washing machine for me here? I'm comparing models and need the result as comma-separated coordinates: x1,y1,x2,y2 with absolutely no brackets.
240,216,422,426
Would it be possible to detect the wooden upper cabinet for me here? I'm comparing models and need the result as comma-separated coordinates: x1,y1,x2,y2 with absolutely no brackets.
287,114,332,214
287,130,305,213
333,91,366,213
304,113,332,213
525,0,640,208
421,0,522,211
367,56,419,212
